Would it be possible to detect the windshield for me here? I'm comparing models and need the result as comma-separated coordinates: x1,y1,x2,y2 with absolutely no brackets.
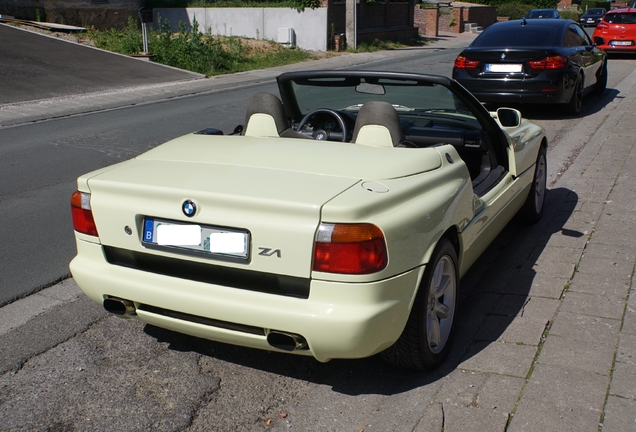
526,10,557,18
605,12,636,24
472,24,560,47
291,78,476,118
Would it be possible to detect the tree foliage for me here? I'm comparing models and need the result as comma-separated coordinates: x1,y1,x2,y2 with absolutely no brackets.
471,0,559,9
145,0,321,11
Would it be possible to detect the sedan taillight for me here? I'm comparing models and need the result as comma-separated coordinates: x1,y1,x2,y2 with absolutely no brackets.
596,21,609,30
528,55,567,70
71,190,98,237
454,56,480,69
313,223,387,274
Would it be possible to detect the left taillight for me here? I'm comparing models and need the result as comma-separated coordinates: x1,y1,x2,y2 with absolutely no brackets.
71,190,98,237
454,55,480,69
312,223,388,275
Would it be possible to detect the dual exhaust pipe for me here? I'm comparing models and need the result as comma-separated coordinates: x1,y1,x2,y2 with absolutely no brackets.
103,298,308,352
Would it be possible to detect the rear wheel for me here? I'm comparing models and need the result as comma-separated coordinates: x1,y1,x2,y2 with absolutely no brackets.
520,145,547,224
564,74,583,116
593,61,608,95
381,239,458,371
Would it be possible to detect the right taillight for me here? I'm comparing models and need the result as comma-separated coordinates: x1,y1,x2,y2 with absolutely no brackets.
312,223,388,274
454,56,480,69
528,55,567,70
71,190,98,237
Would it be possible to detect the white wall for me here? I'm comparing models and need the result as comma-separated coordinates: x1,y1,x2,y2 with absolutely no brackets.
153,8,328,51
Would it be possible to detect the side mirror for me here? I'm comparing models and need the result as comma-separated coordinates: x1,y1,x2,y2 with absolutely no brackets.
496,108,521,128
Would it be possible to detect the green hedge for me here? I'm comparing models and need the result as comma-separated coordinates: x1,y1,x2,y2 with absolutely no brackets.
497,3,534,19
580,0,611,11
145,0,320,10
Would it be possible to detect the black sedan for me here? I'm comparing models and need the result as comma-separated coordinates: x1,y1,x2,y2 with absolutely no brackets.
525,9,562,19
579,8,606,27
452,19,607,115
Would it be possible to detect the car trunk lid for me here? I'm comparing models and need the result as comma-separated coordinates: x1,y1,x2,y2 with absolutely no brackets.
83,134,442,279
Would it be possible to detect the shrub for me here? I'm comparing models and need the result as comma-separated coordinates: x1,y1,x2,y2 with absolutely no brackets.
145,0,321,11
560,10,580,20
88,16,143,55
87,16,314,76
497,3,534,19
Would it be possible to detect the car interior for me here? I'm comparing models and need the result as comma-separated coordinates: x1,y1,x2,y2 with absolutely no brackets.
238,92,506,196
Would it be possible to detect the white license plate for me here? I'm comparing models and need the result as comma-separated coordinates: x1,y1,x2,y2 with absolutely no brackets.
485,63,523,73
142,217,250,260
611,41,633,46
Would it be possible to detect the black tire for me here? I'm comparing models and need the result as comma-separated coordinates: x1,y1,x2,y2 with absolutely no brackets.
564,74,583,116
593,61,608,95
381,238,458,371
520,145,547,224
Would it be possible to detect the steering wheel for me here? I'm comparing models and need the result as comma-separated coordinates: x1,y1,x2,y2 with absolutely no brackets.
296,109,348,142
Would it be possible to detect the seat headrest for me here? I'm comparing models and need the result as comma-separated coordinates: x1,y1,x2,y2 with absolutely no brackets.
352,101,404,147
244,93,290,137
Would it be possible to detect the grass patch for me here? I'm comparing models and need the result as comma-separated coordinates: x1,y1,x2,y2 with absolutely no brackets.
86,16,316,76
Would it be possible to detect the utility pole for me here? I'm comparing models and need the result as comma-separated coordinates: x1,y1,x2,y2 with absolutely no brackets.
346,0,356,50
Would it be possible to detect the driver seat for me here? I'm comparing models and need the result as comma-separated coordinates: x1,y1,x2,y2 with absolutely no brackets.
243,93,310,139
352,101,404,147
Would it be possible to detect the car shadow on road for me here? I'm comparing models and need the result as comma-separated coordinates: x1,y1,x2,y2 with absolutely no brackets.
487,88,620,120
144,187,579,396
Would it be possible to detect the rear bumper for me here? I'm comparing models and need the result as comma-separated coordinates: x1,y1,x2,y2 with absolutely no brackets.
454,71,572,105
597,44,636,54
70,238,423,362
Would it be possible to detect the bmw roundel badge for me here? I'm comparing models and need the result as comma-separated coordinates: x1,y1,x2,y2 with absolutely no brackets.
182,200,197,217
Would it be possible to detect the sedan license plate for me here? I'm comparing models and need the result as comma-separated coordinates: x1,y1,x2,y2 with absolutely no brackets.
142,217,250,261
485,63,522,73
611,41,633,46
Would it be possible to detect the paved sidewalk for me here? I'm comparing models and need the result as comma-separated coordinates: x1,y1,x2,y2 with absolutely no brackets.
1,30,635,430
508,72,636,430
449,67,636,431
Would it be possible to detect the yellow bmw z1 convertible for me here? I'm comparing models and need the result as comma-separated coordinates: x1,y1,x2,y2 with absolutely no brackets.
70,70,547,370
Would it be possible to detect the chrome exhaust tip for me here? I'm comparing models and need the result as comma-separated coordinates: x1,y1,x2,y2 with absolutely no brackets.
103,297,136,316
267,331,308,351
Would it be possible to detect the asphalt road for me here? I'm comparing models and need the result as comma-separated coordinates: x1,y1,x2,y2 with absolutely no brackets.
1,25,636,431
0,34,470,305
0,23,201,105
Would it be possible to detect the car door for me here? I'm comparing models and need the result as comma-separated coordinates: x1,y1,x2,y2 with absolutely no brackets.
564,23,602,89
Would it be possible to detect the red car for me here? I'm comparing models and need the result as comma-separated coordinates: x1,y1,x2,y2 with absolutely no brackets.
593,8,636,54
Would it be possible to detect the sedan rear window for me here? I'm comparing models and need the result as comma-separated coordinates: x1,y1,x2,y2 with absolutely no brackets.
605,12,636,24
472,27,560,48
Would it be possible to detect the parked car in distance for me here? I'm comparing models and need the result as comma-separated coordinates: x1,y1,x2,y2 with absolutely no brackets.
525,9,562,19
452,19,608,115
579,8,606,27
69,70,548,371
593,8,636,54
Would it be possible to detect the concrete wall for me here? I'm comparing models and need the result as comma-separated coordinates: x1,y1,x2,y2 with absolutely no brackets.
154,7,329,51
